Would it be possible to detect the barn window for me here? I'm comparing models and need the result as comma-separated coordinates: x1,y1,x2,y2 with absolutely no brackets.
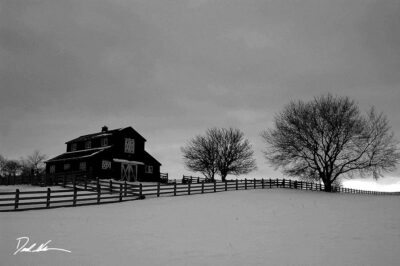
102,160,111,170
124,138,135,154
71,143,77,151
145,165,153,174
101,137,108,147
50,165,56,174
64,163,71,171
80,162,86,171
85,141,91,149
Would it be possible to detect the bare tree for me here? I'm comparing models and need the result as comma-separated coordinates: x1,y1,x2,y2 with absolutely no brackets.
21,150,47,176
3,160,22,177
181,131,219,181
0,155,6,177
262,94,400,192
215,128,257,181
182,128,257,181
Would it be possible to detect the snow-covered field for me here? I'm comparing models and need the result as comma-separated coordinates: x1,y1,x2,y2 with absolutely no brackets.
1,189,399,266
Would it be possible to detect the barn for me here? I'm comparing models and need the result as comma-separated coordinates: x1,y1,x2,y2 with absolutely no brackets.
45,126,162,182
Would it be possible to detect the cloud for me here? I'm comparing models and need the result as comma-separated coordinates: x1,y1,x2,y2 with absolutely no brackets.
224,29,276,49
1,0,400,187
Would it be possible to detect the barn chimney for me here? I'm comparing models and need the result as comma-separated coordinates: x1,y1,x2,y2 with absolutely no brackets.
101,126,108,132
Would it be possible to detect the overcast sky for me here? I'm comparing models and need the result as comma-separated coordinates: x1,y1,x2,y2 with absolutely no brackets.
1,0,400,190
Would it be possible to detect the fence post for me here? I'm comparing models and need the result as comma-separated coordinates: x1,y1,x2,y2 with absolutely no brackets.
236,179,238,190
262,178,264,189
174,182,177,196
276,178,278,188
201,181,204,194
245,179,247,190
84,178,88,190
124,181,127,197
47,188,51,208
97,178,101,204
225,180,228,191
188,182,191,195
97,188,101,204
197,177,200,183
139,184,143,199
157,182,160,197
73,187,77,206
214,180,216,192
119,184,123,201
294,181,297,189
109,180,113,194
254,178,256,189
15,189,19,210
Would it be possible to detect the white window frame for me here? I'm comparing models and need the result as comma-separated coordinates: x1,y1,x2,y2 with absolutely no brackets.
124,138,135,154
102,160,111,170
85,141,91,149
50,165,56,174
145,165,153,174
79,161,86,171
71,143,77,151
101,137,108,147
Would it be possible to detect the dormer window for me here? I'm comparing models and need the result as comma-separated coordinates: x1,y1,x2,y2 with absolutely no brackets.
85,140,91,149
71,143,77,151
124,138,135,154
64,163,71,170
101,137,108,147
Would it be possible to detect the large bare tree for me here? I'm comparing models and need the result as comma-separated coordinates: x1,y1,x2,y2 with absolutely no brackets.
181,131,219,181
182,128,257,181
262,94,400,192
21,150,47,176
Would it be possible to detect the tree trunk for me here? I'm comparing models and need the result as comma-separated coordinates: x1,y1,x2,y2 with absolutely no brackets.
221,174,227,182
323,180,332,192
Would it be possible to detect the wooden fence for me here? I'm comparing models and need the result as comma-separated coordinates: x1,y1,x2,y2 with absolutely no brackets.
181,175,213,184
1,178,399,212
0,178,140,212
0,172,170,187
0,175,44,186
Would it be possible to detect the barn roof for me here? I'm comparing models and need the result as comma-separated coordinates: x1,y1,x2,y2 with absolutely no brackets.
46,146,111,162
65,126,146,144
143,151,162,166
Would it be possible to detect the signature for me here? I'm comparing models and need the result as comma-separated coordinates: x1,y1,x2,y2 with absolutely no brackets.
13,237,71,255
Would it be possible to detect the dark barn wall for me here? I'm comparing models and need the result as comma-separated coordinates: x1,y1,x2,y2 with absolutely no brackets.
47,127,162,182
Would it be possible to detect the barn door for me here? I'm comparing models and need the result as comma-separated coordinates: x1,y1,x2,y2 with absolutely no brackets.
121,163,137,182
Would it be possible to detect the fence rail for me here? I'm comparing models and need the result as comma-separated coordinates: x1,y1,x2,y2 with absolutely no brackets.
1,178,399,212
0,178,141,212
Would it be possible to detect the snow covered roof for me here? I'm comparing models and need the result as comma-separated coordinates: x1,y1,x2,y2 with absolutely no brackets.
46,146,111,162
65,128,123,144
65,126,147,144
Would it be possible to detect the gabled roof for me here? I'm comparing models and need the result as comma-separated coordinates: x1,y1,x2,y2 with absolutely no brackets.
46,146,111,162
65,126,146,144
143,150,162,166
